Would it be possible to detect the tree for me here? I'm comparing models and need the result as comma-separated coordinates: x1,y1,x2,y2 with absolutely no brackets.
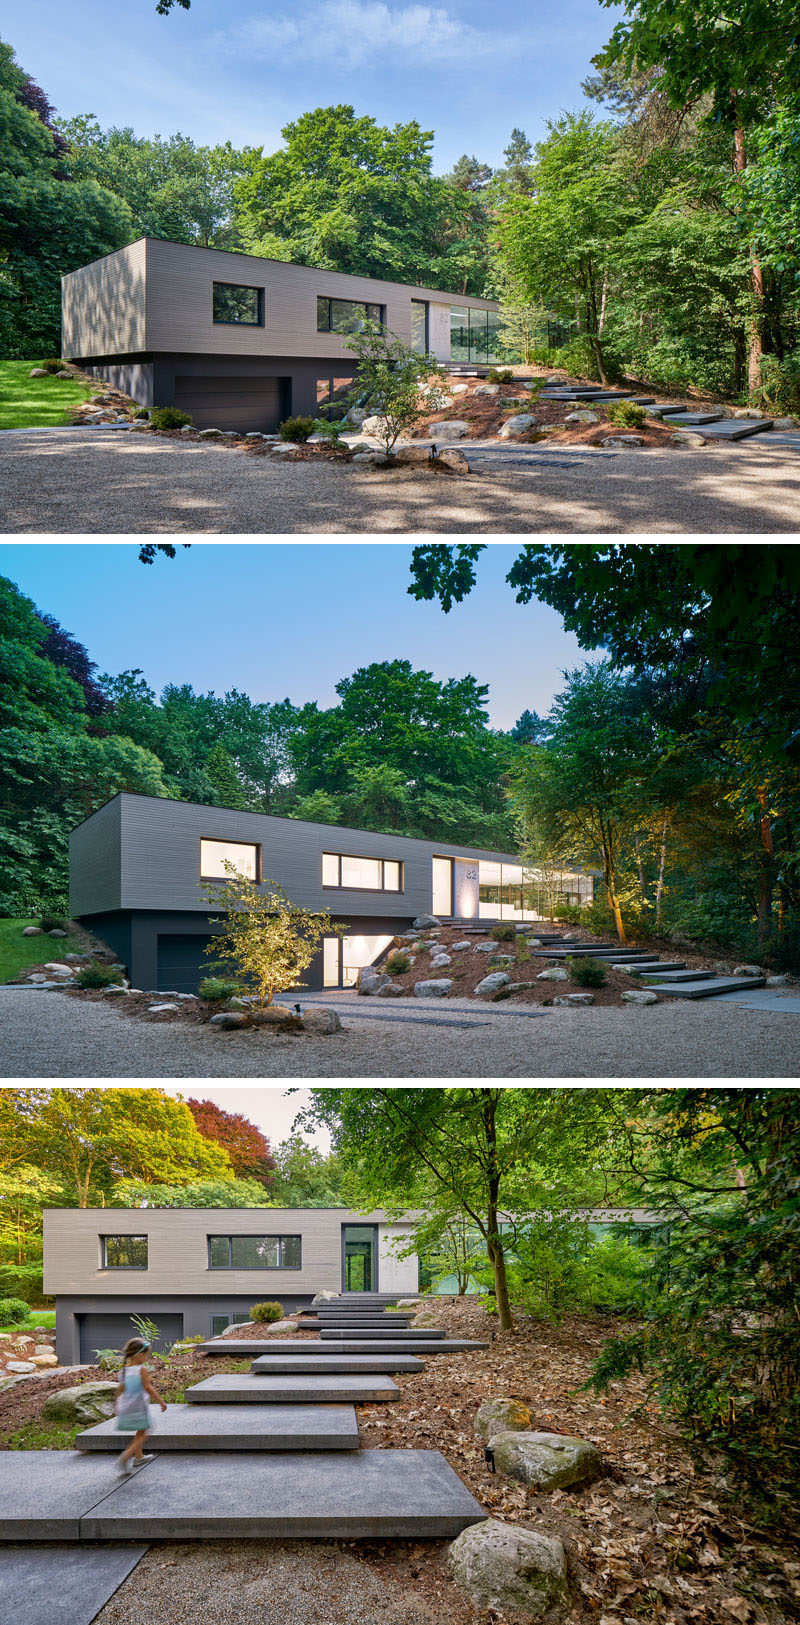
59,120,249,248
269,1136,346,1207
343,321,446,454
111,1176,272,1207
499,128,536,194
186,1098,275,1186
204,864,341,1007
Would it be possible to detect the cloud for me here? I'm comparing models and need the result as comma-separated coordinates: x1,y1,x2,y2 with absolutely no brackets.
210,0,506,72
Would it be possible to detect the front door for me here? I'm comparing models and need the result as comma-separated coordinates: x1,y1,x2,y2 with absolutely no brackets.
342,1224,378,1291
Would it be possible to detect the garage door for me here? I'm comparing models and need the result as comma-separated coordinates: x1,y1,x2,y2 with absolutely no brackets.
173,375,285,431
157,933,215,993
79,1312,183,1363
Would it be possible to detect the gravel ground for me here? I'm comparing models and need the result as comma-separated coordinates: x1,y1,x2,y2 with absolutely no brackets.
1,986,798,1077
2,426,800,531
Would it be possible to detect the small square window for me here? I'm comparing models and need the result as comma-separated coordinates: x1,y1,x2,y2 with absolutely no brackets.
383,860,401,891
322,852,340,886
213,282,264,326
208,1236,230,1268
102,1234,148,1268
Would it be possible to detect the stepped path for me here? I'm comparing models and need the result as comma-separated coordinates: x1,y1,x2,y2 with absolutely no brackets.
528,939,768,999
0,1300,486,1558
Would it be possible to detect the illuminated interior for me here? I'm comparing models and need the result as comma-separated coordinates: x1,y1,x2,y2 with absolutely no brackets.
200,838,257,880
323,933,395,987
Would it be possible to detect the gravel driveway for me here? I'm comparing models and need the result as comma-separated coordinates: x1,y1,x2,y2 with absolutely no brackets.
1,987,798,1078
2,427,800,532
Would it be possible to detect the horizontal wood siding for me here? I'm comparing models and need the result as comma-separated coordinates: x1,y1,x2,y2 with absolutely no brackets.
61,241,147,359
69,797,122,916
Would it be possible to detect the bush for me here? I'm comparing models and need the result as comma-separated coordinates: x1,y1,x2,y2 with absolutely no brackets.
76,960,123,989
279,415,315,442
150,407,192,430
250,1300,284,1323
38,359,67,375
490,923,517,942
198,975,241,1002
606,401,646,429
0,1297,31,1326
386,951,411,974
133,406,149,419
311,417,345,446
566,955,608,988
39,915,68,933
487,367,514,383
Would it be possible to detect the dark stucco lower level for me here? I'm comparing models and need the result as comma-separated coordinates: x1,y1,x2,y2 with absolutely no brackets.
76,352,360,430
56,1295,316,1364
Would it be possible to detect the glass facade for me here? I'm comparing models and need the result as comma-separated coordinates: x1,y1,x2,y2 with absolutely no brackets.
340,933,395,988
317,296,382,334
200,839,258,881
212,282,263,326
101,1235,148,1268
411,299,429,354
478,860,593,920
432,855,453,915
449,306,502,364
208,1234,302,1269
322,853,403,891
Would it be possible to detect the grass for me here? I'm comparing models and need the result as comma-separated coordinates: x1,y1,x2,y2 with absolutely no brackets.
0,918,54,984
0,1309,56,1336
7,1418,82,1450
0,360,91,430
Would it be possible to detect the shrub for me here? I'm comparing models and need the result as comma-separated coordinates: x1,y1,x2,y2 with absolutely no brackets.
279,415,315,442
198,975,242,1002
39,915,68,933
386,951,411,974
487,367,514,384
566,955,608,988
250,1300,284,1323
0,1297,31,1326
0,1264,44,1304
133,406,149,420
39,359,67,374
76,960,122,989
93,1347,122,1371
150,407,192,430
311,416,345,446
606,401,646,429
490,923,517,942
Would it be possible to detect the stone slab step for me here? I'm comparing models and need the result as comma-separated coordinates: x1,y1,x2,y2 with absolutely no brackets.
643,967,716,982
0,1450,484,1543
0,1543,147,1625
646,404,689,416
251,1339,487,1361
319,1326,441,1340
246,1355,425,1373
669,411,724,425
694,418,773,440
186,1373,400,1404
76,1403,360,1451
641,974,766,998
621,961,687,974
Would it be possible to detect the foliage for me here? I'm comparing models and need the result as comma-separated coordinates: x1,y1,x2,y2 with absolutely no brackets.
149,406,192,430
279,415,314,442
605,400,646,427
38,915,68,933
186,1097,275,1185
75,961,123,989
0,361,90,430
0,1295,31,1324
0,1262,46,1303
567,954,608,988
487,368,514,383
311,416,345,446
268,1136,347,1207
250,1300,283,1323
130,1312,168,1355
490,924,516,942
197,976,241,1002
386,951,411,974
204,862,340,1007
111,1176,273,1208
343,323,445,454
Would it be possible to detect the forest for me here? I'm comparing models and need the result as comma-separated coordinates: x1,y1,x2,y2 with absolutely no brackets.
3,0,800,404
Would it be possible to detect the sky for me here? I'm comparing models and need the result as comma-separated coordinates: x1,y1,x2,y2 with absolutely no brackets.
0,542,589,729
3,0,621,172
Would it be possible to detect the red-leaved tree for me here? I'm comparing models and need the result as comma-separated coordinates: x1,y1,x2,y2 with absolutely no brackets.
187,1098,276,1188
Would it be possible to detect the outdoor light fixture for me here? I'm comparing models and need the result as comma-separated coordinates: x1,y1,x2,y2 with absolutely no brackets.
484,1445,496,1473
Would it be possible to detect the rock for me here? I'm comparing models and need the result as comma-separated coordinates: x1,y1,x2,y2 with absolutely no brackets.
474,972,511,997
766,974,789,986
250,1006,295,1026
621,990,658,1005
565,410,599,423
301,1007,344,1033
473,383,500,395
603,434,644,448
475,1398,533,1440
413,979,453,997
399,929,420,940
226,996,249,1010
5,1360,37,1374
395,446,432,466
351,451,382,466
525,938,542,948
199,428,222,438
671,431,707,447
30,1353,58,1368
450,382,469,394
49,928,67,937
413,915,441,930
55,369,75,379
734,407,764,418
357,968,391,996
733,964,763,977
21,926,42,936
28,974,49,984
451,941,472,952
546,375,564,384
376,982,404,996
553,993,595,1006
489,954,514,966
498,414,535,438
475,941,497,954
147,1002,179,1013
430,953,452,968
430,420,468,439
32,1345,55,1356
436,448,470,473
43,962,75,974
361,414,391,438
30,366,52,378
536,967,568,982
448,1518,568,1618
773,417,798,430
491,1430,602,1490
209,1011,250,1029
395,1298,423,1310
42,1382,117,1423
103,985,127,996
505,981,534,994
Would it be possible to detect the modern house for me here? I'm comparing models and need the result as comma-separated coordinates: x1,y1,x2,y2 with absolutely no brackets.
68,792,594,994
43,1206,420,1363
60,238,502,431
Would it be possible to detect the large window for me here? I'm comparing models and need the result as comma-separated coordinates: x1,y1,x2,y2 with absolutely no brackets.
432,855,453,916
212,282,264,326
317,296,383,335
208,1234,302,1269
449,306,502,364
101,1234,148,1269
200,839,259,881
322,853,403,891
478,860,592,921
411,299,429,354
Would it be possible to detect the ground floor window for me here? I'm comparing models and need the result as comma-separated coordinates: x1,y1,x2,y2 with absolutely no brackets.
316,375,355,419
477,860,593,920
449,307,503,364
323,933,395,987
211,1312,251,1337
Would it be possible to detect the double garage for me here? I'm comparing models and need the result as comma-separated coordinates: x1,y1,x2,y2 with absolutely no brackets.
172,374,286,432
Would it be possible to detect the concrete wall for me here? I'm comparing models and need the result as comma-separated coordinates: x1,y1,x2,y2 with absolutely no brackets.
428,302,451,361
377,1225,419,1294
61,241,147,359
453,858,480,918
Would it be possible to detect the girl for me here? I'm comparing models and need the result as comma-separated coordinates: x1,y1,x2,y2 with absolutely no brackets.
114,1335,167,1471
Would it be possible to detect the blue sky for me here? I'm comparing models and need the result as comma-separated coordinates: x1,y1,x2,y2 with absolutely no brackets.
5,0,620,171
0,542,588,729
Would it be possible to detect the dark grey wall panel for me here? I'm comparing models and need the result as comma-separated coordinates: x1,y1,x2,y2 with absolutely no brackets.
69,798,122,917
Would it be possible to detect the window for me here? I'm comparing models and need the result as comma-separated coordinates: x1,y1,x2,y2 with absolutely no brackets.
322,853,404,892
317,296,383,334
411,300,429,354
208,1234,302,1269
340,934,395,988
213,282,264,326
449,305,502,364
101,1234,148,1269
211,1312,250,1337
200,839,258,881
316,376,354,421
477,860,592,920
432,855,453,916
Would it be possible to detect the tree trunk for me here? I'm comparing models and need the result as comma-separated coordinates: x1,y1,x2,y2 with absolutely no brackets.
655,815,669,927
756,786,776,959
599,816,626,943
483,1091,513,1330
733,118,765,397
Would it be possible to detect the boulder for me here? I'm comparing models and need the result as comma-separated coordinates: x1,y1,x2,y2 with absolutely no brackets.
671,431,706,448
413,915,441,930
436,448,470,473
766,974,789,987
448,1519,568,1618
525,938,542,948
475,941,497,954
545,375,565,384
199,428,222,438
395,1298,423,1310
361,414,391,438
413,979,453,998
430,953,452,968
773,417,799,430
376,981,404,996
536,967,568,982
42,1382,117,1423
29,368,49,377
148,1002,179,1013
474,1398,533,1441
474,972,511,997
450,382,469,394
43,962,75,974
621,990,658,1005
30,1352,58,1368
351,451,382,466
55,369,75,379
553,993,595,1006
430,420,468,440
505,982,534,994
490,1429,602,1490
603,434,644,448
301,1007,343,1033
395,446,432,466
49,928,67,937
734,407,764,418
209,1011,250,1029
5,1360,37,1374
312,1291,340,1305
103,986,128,996
357,968,391,996
21,926,42,936
498,414,535,438
451,941,472,952
250,1006,296,1027
473,383,500,395
733,964,763,977
565,410,599,424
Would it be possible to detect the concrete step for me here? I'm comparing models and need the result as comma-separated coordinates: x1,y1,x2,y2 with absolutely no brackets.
642,974,766,998
319,1326,441,1340
186,1373,401,1404
669,411,724,425
246,1354,425,1373
314,1313,412,1323
643,967,716,982
646,403,690,416
251,1339,488,1361
694,418,773,440
0,1543,147,1625
76,1403,360,1452
620,960,686,973
0,1449,485,1541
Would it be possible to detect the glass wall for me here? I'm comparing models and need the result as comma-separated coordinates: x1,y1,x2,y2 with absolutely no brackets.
411,300,429,354
340,934,395,988
432,855,453,915
478,861,593,920
449,307,503,364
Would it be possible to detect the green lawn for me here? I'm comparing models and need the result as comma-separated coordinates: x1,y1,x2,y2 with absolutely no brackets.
0,917,51,983
0,360,91,429
0,1309,56,1336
